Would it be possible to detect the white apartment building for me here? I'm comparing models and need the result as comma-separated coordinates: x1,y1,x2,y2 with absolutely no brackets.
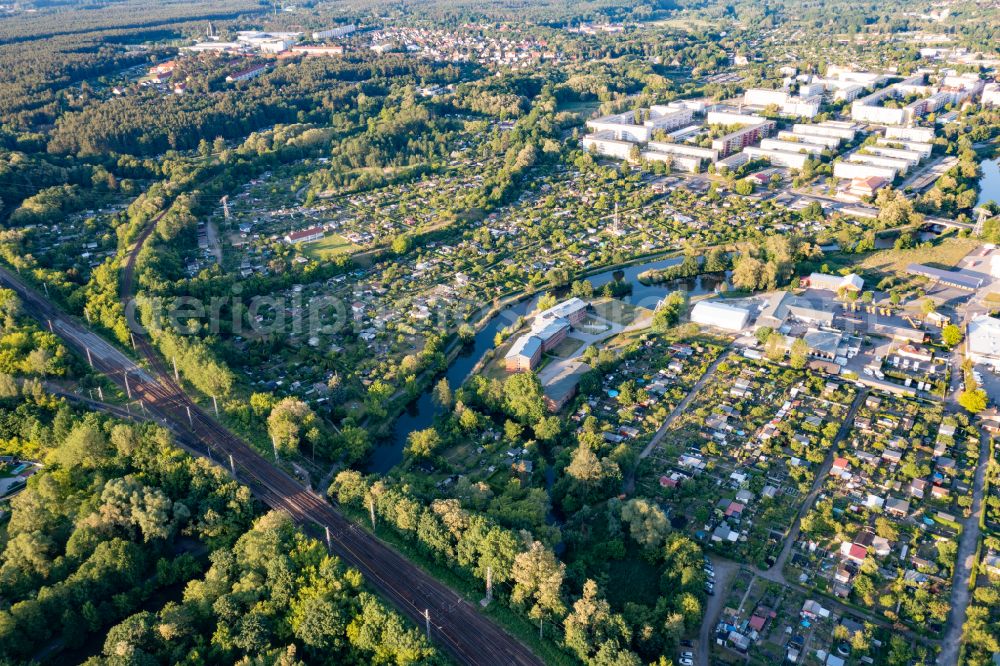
759,138,825,155
885,126,935,143
586,106,694,143
743,146,811,169
581,133,633,160
743,88,821,118
875,137,933,158
793,122,857,141
641,151,702,173
645,141,719,162
706,110,770,127
714,152,750,172
862,145,923,167
778,131,840,148
848,152,912,175
833,161,898,181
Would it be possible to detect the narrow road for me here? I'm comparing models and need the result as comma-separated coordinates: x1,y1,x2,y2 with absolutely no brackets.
625,349,731,494
937,429,991,666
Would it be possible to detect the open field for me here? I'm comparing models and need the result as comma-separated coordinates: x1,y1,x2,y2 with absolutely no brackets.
302,233,359,260
852,237,979,273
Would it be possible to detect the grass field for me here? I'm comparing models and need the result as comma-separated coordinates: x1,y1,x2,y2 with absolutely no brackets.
548,336,586,358
302,233,358,260
835,236,979,274
590,297,651,325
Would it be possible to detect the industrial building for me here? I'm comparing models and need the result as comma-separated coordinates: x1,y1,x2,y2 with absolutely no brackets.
690,301,751,331
968,314,1000,370
803,272,864,293
312,24,357,40
757,292,835,330
983,82,1000,108
906,264,984,290
503,298,589,372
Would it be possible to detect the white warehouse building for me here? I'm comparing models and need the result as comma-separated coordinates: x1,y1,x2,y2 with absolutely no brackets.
968,314,1000,371
690,301,751,331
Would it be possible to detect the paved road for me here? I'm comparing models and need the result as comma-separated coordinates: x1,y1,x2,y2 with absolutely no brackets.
624,349,732,494
937,429,991,666
0,264,542,666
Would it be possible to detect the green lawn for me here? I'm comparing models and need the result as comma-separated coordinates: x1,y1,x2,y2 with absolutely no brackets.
302,233,358,260
547,336,586,358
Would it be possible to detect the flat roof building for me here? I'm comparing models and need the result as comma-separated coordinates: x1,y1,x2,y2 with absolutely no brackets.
759,138,825,155
968,314,1000,370
778,130,840,149
712,123,775,156
792,121,857,141
833,161,898,182
848,152,913,175
537,297,588,325
885,126,935,143
743,146,810,169
907,263,984,290
691,300,751,331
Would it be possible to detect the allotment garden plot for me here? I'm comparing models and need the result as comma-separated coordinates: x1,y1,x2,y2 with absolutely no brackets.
638,356,858,568
786,391,981,634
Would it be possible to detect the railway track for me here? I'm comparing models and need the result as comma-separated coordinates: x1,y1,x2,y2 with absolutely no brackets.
0,223,543,666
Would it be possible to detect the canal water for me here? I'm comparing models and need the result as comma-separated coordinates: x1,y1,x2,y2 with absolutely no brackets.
978,158,1000,208
365,255,722,473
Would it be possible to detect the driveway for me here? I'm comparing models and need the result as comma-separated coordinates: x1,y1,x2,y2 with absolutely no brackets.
696,556,740,666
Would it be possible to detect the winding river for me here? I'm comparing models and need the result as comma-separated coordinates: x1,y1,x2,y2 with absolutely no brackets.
365,255,724,473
